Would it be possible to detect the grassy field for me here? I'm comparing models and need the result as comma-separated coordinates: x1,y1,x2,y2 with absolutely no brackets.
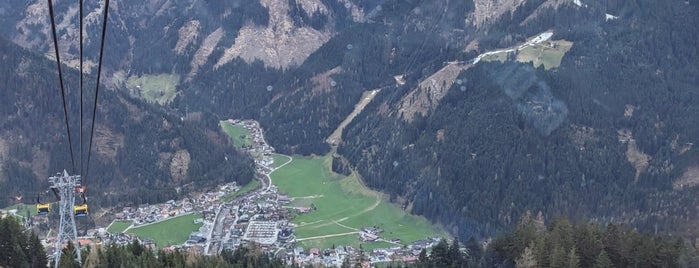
127,213,202,248
220,121,254,149
481,40,573,70
516,40,573,69
126,74,180,105
481,52,509,62
107,220,132,233
1,203,35,218
272,155,448,250
271,153,292,169
222,179,260,202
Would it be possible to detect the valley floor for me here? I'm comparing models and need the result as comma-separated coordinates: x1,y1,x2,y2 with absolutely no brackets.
62,119,448,267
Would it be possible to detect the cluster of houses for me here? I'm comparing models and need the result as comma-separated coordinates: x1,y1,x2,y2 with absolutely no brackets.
202,185,294,254
276,237,442,267
228,119,276,174
113,182,239,226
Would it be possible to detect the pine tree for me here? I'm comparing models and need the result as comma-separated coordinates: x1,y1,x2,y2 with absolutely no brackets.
129,239,143,257
0,217,28,268
678,240,699,268
574,223,603,267
83,246,101,268
431,239,451,267
449,238,465,267
566,247,581,268
515,245,537,268
551,218,574,253
594,250,614,268
465,237,482,261
58,241,81,268
418,248,428,267
550,244,567,268
0,218,14,267
27,232,48,268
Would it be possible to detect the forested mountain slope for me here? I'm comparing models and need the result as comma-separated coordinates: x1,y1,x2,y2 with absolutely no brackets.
3,0,699,244
0,37,254,209
339,0,699,240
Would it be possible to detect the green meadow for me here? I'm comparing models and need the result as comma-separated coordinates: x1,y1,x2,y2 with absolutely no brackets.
271,153,292,169
107,220,132,233
127,213,202,248
516,40,573,69
272,155,447,250
481,39,573,70
126,73,179,105
220,121,254,149
2,203,34,218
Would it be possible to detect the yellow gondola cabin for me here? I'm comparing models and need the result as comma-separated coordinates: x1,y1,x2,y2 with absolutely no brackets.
37,203,50,215
74,204,88,216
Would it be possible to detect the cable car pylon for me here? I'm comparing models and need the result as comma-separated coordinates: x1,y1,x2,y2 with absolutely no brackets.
43,0,109,265
49,170,82,267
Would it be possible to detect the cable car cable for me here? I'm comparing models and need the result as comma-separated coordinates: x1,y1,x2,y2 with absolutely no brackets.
79,0,84,179
47,0,76,174
85,0,110,180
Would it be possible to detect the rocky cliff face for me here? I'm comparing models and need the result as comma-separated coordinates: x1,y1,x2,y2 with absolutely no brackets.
215,0,334,69
0,0,370,80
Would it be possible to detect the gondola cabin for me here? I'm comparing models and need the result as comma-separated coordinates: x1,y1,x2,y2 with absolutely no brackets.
37,203,50,215
74,204,88,216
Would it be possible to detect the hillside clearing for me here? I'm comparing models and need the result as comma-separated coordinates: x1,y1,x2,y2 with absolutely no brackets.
517,40,573,69
126,74,180,105
326,89,381,145
220,121,254,149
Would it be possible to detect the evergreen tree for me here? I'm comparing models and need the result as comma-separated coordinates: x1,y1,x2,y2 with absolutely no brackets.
27,232,47,268
0,217,28,268
465,237,482,259
549,244,567,268
58,241,81,268
593,250,614,268
430,239,451,267
566,247,580,268
129,239,143,257
515,245,537,268
418,248,428,267
678,240,699,268
83,246,101,268
574,223,603,267
449,238,465,267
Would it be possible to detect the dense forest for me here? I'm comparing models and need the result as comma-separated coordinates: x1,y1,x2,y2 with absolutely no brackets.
391,213,699,268
0,216,47,268
339,0,699,241
0,36,255,210
483,214,696,268
257,0,475,155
